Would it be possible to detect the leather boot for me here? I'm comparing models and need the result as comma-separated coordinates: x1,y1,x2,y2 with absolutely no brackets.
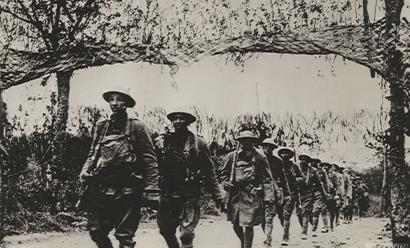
321,213,329,233
263,224,273,247
243,228,254,248
281,219,291,246
163,235,180,248
312,215,319,233
90,232,113,248
297,214,303,228
302,216,309,239
119,240,136,248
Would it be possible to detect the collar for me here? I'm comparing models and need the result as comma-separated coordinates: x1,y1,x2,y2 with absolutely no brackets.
238,146,256,156
110,111,128,122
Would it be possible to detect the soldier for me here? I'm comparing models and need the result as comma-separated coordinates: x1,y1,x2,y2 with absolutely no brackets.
260,139,291,247
335,165,345,227
297,155,327,240
356,178,370,218
324,163,341,231
352,176,360,219
277,147,304,246
221,130,274,248
316,162,331,233
309,158,328,237
342,168,353,224
155,107,224,248
78,87,160,248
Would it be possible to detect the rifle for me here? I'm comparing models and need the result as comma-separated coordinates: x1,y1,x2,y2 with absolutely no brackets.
75,122,109,210
293,149,303,211
222,142,240,211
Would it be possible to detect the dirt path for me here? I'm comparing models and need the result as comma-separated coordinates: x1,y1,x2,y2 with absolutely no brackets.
2,216,391,248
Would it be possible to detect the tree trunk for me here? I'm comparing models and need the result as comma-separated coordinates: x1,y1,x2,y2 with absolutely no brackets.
54,70,72,135
50,70,72,213
0,91,7,240
387,81,410,244
384,0,410,244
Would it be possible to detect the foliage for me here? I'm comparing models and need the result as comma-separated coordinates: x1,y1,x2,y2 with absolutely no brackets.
1,94,390,233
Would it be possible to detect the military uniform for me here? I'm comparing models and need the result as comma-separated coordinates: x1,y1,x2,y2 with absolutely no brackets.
325,165,341,231
335,167,345,226
313,163,330,234
155,130,222,248
342,170,353,223
281,156,304,244
356,181,370,218
260,143,291,247
297,156,326,239
80,111,159,248
221,133,275,248
265,152,291,224
222,147,274,227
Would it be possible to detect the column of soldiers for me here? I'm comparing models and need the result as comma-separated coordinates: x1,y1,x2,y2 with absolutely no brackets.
77,89,370,248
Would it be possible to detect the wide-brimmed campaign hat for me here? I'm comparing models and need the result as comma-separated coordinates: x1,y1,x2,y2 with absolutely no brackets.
262,138,278,147
319,162,331,167
167,107,197,124
103,87,136,108
278,147,295,157
298,153,311,161
235,130,258,141
311,158,321,164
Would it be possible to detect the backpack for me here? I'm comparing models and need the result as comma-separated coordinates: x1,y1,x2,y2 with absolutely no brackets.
91,119,137,177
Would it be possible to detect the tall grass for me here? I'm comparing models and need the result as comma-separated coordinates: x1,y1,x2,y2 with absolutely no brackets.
3,100,388,232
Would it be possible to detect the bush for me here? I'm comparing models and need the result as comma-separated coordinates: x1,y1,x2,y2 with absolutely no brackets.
367,194,382,217
2,102,389,233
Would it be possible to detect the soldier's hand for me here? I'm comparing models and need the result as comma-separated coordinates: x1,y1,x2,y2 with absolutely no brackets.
223,181,234,191
79,171,92,184
283,195,291,204
143,192,161,210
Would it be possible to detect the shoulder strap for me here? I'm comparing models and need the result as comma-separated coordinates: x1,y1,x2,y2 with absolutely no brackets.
184,132,199,156
229,146,239,183
98,120,110,144
124,118,132,137
305,167,310,185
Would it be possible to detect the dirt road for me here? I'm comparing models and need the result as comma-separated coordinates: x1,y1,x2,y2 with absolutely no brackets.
2,216,391,248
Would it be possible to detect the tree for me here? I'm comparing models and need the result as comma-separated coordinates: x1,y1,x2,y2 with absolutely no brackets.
0,0,107,211
0,0,410,242
383,0,410,244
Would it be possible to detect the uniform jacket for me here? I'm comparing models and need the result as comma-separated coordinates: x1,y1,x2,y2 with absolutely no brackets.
318,167,330,193
327,169,341,197
298,165,326,195
343,172,353,199
155,130,222,201
282,159,303,195
81,115,159,194
221,147,274,227
266,153,291,197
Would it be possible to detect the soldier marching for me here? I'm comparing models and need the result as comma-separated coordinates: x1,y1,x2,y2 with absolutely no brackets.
77,99,372,248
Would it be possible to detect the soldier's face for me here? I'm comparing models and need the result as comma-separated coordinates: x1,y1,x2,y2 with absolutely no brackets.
262,145,273,155
280,152,292,160
240,139,254,150
172,114,189,131
300,159,309,167
108,93,127,113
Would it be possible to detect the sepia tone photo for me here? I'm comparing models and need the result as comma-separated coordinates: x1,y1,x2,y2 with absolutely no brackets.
0,0,410,247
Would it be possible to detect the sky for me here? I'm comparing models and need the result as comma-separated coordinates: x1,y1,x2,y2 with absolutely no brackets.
3,53,387,124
